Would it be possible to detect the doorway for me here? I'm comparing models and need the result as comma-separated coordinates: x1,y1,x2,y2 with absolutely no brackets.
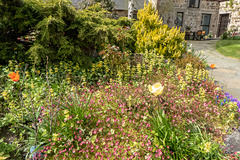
218,14,230,37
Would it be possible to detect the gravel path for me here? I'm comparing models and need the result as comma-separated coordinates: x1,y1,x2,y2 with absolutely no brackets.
187,40,240,100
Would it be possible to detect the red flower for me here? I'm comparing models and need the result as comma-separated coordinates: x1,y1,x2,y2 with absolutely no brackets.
9,71,20,81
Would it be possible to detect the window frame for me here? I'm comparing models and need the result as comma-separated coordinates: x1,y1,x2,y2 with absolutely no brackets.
188,0,200,8
201,14,211,34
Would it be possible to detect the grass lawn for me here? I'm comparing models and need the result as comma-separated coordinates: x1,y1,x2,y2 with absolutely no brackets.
216,40,240,59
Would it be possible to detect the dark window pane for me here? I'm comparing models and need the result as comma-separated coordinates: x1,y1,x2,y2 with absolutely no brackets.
202,14,211,25
177,12,183,27
189,0,200,8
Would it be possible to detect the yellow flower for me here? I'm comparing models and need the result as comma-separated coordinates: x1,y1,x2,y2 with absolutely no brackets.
64,110,69,115
149,83,164,96
52,133,58,141
204,142,211,153
214,87,221,91
31,83,34,89
42,129,47,136
54,67,58,73
2,90,8,99
22,93,28,99
230,113,235,120
71,86,75,92
49,69,53,74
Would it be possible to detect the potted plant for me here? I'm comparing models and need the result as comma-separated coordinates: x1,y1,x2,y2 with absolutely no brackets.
186,26,191,31
208,33,212,39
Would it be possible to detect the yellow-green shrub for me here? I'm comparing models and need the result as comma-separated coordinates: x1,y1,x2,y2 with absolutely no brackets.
133,2,186,58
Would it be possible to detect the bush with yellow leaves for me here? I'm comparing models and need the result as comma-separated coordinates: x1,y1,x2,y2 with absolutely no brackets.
133,2,186,58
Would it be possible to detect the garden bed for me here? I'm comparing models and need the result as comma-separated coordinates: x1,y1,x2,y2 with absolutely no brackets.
0,1,240,159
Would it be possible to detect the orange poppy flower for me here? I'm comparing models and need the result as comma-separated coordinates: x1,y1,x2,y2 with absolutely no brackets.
178,75,181,80
210,64,216,69
9,71,20,82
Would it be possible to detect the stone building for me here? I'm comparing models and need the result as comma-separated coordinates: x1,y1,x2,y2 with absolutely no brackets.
219,0,240,36
112,0,223,37
158,0,223,37
71,0,239,37
112,0,234,37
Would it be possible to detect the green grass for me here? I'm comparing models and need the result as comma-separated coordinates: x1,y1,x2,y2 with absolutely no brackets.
216,40,240,59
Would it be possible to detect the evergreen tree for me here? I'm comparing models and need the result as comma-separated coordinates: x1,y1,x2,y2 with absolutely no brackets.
0,0,134,66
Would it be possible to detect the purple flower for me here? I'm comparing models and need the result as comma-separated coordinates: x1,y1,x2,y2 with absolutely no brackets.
225,92,240,109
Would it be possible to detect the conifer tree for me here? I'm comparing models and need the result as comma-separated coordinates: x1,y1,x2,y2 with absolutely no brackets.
133,2,185,58
0,0,134,66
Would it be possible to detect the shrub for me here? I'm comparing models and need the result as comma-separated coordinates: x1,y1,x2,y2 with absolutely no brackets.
220,29,239,40
221,31,229,40
133,2,186,58
0,0,43,65
0,0,135,67
174,52,206,70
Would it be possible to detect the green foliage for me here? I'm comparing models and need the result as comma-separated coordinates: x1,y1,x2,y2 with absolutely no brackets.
78,0,115,12
230,0,234,8
220,29,238,40
0,55,239,159
0,0,43,65
0,0,135,67
133,2,186,58
0,138,19,159
221,31,230,40
1,1,239,157
150,108,225,159
94,0,115,12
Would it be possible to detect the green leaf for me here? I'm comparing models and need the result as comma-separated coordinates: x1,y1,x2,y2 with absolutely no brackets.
91,135,97,144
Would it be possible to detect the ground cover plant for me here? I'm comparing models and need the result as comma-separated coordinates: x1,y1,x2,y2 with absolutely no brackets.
216,40,240,59
1,1,240,160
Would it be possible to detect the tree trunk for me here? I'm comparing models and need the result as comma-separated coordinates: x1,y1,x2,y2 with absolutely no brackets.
128,0,134,19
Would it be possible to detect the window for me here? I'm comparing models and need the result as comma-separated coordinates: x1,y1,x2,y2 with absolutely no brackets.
188,0,200,8
176,12,184,27
201,14,211,34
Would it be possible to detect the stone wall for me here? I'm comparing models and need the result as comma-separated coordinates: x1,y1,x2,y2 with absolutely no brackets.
219,0,240,32
158,0,219,37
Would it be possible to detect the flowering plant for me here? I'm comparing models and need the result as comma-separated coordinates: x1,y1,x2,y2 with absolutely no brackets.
148,83,164,96
8,71,20,82
210,64,216,69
